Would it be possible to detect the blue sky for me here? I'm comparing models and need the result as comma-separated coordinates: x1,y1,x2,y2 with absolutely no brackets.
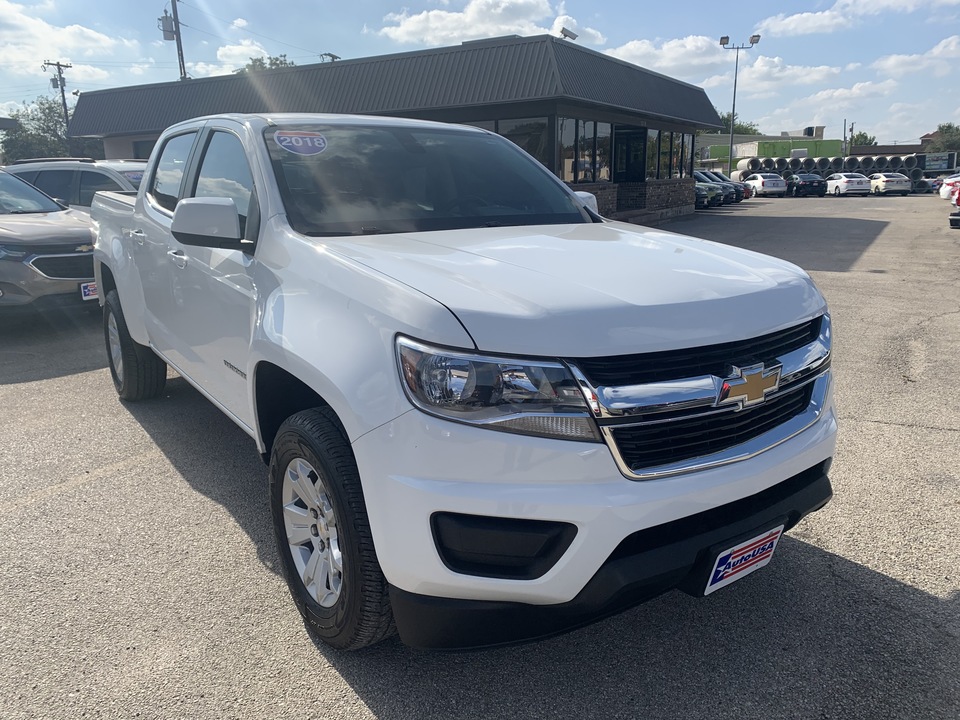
1,0,958,145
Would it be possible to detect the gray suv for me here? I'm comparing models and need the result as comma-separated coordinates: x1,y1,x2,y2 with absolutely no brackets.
0,170,97,309
4,158,146,213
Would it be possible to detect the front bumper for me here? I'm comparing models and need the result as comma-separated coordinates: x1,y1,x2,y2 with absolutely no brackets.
352,379,837,647
390,460,832,649
0,252,94,307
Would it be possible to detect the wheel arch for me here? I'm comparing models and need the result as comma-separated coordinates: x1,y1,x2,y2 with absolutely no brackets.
254,361,347,462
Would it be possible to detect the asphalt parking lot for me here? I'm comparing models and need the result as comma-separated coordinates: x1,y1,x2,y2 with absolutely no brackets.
1,194,958,720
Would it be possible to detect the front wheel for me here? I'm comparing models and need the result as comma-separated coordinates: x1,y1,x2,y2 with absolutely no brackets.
103,290,166,401
270,408,394,650
834,187,841,196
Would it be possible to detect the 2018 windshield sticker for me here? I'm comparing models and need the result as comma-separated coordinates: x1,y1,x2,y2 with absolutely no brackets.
274,131,327,155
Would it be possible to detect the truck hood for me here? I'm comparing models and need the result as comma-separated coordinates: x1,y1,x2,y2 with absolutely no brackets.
331,221,826,357
0,209,94,246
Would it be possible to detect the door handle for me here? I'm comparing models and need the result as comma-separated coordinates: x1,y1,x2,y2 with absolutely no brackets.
126,228,146,246
167,249,188,269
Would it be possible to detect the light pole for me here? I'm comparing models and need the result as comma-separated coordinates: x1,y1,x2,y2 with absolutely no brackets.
719,34,760,176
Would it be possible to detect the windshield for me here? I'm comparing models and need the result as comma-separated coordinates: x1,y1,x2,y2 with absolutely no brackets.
0,171,63,214
265,124,589,236
119,170,145,189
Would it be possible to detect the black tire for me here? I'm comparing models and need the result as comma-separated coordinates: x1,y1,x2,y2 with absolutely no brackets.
103,290,166,401
834,187,841,196
269,407,394,650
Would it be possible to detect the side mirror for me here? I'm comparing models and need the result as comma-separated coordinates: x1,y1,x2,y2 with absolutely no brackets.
574,190,599,214
171,197,250,252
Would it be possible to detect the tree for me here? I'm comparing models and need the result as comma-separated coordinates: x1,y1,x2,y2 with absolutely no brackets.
0,95,103,163
851,131,877,147
926,123,960,153
234,54,296,74
712,110,762,136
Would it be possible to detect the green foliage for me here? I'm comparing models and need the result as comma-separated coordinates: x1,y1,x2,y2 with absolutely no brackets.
926,123,960,153
0,95,103,163
234,54,296,74
715,110,762,136
851,131,877,147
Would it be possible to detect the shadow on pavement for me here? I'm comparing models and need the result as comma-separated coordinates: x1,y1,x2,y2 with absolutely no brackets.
663,214,889,273
0,304,106,384
117,375,959,720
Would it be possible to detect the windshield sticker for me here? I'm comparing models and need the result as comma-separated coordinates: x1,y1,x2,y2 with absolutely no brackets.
275,131,327,156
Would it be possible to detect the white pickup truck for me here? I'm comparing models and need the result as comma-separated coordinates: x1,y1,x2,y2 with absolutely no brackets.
93,113,836,650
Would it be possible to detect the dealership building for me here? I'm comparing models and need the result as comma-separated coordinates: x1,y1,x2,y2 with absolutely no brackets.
68,34,722,220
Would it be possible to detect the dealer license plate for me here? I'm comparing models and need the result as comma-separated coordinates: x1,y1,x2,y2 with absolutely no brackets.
704,525,784,595
80,281,98,301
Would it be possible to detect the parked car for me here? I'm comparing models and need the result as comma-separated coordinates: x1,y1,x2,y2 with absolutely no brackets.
693,171,736,204
939,173,960,204
696,170,743,202
868,173,911,196
0,169,97,309
706,169,751,199
695,182,721,208
742,173,787,197
4,158,147,213
786,174,827,197
825,173,870,196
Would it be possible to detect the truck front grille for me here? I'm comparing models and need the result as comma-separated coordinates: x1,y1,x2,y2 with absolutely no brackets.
608,384,813,471
29,254,94,280
569,317,821,387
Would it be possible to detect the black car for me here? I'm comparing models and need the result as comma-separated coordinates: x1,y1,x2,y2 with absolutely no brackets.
698,170,745,202
693,170,738,204
786,174,827,197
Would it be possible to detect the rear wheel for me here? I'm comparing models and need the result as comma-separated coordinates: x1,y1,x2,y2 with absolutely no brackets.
834,187,841,196
270,407,394,650
103,290,166,401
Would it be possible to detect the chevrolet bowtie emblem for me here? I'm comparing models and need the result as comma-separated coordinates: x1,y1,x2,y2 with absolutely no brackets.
75,244,94,253
717,363,782,410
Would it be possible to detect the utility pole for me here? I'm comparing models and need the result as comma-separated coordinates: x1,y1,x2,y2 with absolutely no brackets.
42,60,72,127
849,122,856,154
158,2,187,80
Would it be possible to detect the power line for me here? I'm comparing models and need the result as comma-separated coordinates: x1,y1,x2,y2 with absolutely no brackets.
178,1,327,57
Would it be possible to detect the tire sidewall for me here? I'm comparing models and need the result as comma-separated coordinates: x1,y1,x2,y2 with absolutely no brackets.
104,290,132,396
269,413,377,648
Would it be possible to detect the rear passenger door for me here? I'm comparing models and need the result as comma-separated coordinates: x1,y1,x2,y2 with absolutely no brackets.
78,171,123,209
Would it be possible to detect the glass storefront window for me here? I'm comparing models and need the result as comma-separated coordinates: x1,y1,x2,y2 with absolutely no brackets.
558,117,577,182
684,134,694,177
577,121,595,181
646,130,659,180
660,132,673,179
499,118,549,168
595,123,611,181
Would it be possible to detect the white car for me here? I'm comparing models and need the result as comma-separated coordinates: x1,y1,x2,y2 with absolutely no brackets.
4,158,147,213
868,173,911,196
939,173,960,204
826,173,870,196
742,173,787,197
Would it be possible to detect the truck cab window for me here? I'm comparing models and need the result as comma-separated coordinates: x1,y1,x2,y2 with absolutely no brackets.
149,132,196,213
193,131,255,236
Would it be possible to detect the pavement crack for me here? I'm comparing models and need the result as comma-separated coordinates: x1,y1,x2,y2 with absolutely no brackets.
836,416,960,433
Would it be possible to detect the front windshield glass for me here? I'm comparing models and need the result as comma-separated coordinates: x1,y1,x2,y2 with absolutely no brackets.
120,170,145,189
0,172,63,214
264,123,589,236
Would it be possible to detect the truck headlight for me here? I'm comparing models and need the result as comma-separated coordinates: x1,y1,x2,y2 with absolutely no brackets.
396,337,601,442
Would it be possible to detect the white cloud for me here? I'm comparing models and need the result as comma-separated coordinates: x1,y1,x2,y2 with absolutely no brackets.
739,56,841,97
187,39,268,77
231,18,248,29
872,35,960,77
0,0,140,85
375,0,603,46
605,35,728,80
802,79,898,112
757,0,960,37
